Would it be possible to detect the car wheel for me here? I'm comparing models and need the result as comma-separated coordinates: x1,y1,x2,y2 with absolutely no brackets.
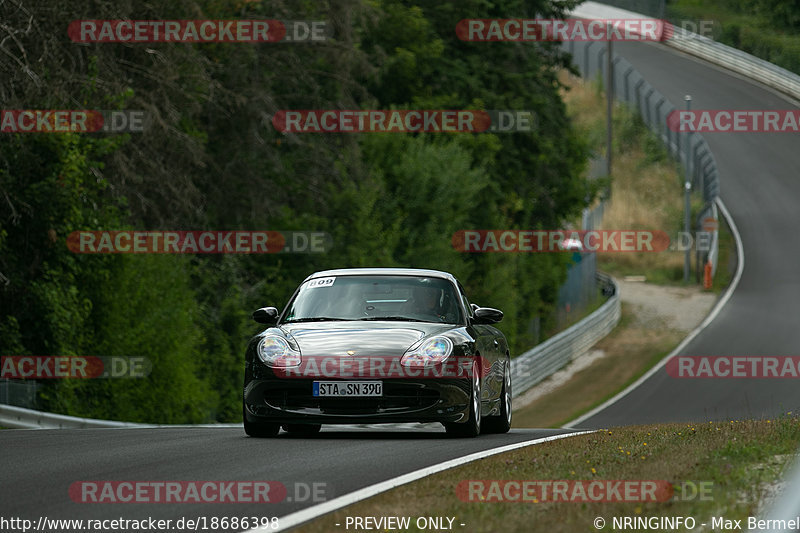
282,423,322,436
482,358,512,434
444,360,482,437
243,406,280,438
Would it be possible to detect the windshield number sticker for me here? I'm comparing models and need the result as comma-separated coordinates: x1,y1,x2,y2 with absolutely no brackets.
307,277,335,288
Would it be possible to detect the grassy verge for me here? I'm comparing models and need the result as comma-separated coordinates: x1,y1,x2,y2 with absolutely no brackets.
301,418,800,532
513,303,684,429
295,71,750,533
561,70,725,287
511,72,736,429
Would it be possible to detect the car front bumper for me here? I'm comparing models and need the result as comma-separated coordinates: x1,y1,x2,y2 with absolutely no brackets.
243,376,472,425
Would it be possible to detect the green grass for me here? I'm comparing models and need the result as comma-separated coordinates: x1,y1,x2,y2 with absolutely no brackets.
299,418,800,533
513,303,685,429
510,72,735,431
295,68,753,533
563,72,726,288
513,73,738,431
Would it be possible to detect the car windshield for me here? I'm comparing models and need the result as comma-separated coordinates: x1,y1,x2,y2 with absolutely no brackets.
282,275,463,324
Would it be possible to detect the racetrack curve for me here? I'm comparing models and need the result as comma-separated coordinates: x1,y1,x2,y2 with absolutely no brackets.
574,40,800,428
3,33,800,533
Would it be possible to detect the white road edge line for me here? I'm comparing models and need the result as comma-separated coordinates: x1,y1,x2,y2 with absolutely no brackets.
243,115,746,533
243,430,595,532
563,196,744,428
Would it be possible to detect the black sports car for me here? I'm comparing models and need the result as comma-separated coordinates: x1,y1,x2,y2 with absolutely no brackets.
243,268,511,437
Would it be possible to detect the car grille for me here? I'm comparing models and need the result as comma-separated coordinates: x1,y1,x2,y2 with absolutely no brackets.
262,382,440,413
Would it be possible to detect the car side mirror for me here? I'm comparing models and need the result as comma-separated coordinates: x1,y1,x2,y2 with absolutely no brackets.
252,307,279,324
472,307,503,324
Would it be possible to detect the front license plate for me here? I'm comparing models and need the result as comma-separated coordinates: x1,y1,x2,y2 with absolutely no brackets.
312,381,383,397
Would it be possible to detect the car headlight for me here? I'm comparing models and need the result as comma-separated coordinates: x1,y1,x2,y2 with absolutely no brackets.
257,335,301,367
401,336,453,367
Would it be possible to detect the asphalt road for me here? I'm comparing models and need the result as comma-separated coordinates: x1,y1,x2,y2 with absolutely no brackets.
3,29,799,533
0,426,572,531
575,40,800,428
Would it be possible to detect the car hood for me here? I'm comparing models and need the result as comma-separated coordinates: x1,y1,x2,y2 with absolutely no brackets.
279,321,458,358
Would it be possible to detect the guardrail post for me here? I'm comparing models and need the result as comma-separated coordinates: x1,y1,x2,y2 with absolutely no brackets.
584,41,594,77
623,66,634,103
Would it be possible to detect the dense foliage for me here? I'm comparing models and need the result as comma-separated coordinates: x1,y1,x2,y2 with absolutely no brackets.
668,0,800,74
0,0,593,423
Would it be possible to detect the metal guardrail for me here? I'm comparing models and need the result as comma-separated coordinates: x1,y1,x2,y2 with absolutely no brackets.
572,1,800,102
561,8,725,279
3,275,620,428
15,2,754,429
0,403,146,429
511,273,620,397
0,404,242,429
666,28,800,102
559,39,721,208
575,3,800,527
664,21,800,533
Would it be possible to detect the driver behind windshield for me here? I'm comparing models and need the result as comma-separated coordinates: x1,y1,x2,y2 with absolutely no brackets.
407,285,444,321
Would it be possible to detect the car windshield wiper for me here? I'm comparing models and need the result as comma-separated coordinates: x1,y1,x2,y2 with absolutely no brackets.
357,316,431,322
282,317,348,323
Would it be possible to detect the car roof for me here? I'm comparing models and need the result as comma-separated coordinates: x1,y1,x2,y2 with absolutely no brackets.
305,268,458,284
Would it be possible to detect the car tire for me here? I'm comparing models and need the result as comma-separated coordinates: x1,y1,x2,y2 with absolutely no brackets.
282,423,322,436
482,358,512,434
243,406,280,438
444,360,482,437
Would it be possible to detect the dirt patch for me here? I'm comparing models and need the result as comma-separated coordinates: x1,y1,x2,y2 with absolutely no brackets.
617,277,716,332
